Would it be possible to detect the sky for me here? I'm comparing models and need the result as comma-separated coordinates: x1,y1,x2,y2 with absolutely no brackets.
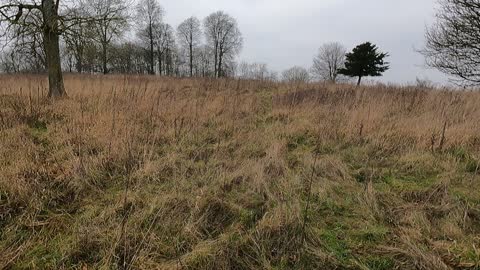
160,0,448,85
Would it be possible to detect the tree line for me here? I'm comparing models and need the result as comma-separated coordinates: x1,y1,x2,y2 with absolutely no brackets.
0,0,478,97
0,0,391,91
0,0,243,81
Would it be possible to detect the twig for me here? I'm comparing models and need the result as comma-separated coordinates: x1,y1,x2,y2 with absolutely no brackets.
438,120,447,152
301,152,319,247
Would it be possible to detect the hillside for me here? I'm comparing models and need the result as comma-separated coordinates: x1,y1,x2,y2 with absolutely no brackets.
1,75,479,269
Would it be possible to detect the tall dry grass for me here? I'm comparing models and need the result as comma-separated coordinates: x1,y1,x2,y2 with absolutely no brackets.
0,74,479,269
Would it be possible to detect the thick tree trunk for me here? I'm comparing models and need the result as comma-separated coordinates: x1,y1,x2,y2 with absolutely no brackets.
43,0,66,98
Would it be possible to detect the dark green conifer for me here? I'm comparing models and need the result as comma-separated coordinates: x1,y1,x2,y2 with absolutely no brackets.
338,42,389,85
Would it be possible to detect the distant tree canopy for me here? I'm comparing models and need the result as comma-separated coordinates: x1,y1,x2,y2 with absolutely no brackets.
338,42,389,85
0,1,249,98
177,17,201,77
422,0,480,86
136,0,164,75
204,11,243,78
282,66,310,83
311,42,346,83
237,62,277,81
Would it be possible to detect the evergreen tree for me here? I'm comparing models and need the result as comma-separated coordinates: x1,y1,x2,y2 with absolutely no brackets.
338,42,389,85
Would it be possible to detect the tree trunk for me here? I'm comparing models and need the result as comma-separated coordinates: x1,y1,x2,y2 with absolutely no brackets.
102,42,108,74
218,48,224,78
166,49,172,76
149,24,155,75
68,56,72,72
75,51,83,73
158,51,163,75
189,41,193,77
214,43,218,78
43,0,66,98
357,76,362,86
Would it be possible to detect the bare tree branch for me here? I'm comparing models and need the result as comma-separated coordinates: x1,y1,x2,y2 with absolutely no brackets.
421,0,480,86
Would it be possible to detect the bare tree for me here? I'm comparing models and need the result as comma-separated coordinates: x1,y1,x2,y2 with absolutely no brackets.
154,23,174,75
3,28,46,73
204,11,243,78
84,0,129,74
282,66,310,83
163,28,177,76
177,16,201,77
237,61,277,81
197,44,212,77
63,5,94,73
422,0,480,86
109,41,146,73
0,0,69,97
311,42,346,83
0,49,19,72
136,0,163,75
82,41,101,72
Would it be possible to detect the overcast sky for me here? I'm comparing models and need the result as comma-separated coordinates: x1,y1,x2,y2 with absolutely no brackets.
160,0,447,85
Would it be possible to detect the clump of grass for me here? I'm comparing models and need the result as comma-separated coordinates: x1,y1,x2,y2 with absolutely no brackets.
466,158,479,174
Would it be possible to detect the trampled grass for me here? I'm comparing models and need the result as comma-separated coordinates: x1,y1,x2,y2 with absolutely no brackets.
0,74,479,269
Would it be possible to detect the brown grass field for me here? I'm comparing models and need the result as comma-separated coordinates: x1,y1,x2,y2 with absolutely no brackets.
0,74,479,269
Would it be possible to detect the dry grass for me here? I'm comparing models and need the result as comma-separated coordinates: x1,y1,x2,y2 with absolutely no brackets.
0,74,479,269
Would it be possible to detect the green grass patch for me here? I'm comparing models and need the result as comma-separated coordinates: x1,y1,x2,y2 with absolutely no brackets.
466,158,479,174
363,255,395,270
320,228,352,263
286,131,316,152
355,224,390,244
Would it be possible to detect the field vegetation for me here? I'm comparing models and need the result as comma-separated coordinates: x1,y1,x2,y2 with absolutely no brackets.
1,74,479,269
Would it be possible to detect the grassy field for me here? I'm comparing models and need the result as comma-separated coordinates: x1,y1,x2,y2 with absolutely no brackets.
0,74,479,269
